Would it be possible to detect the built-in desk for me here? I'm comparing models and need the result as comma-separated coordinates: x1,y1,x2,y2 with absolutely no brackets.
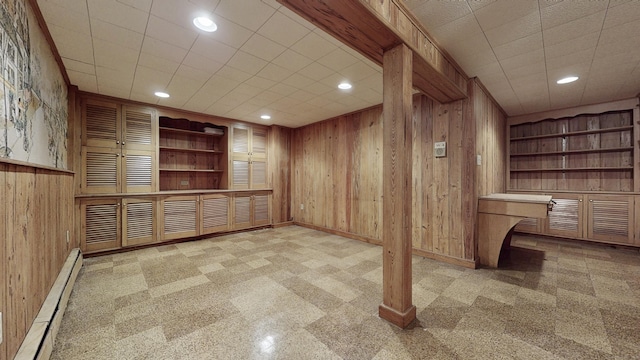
477,193,553,268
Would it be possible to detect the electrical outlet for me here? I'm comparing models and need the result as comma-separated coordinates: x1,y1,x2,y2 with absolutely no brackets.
180,180,189,186
300,204,304,210
66,230,70,244
434,141,446,158
476,154,482,166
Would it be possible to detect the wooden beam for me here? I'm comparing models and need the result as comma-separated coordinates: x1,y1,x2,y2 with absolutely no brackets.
277,0,467,103
379,43,415,328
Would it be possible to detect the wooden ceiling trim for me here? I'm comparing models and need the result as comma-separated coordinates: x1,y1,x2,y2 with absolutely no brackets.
278,0,467,103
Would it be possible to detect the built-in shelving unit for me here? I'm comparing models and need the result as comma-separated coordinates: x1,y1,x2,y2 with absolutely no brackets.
158,117,229,191
509,110,634,192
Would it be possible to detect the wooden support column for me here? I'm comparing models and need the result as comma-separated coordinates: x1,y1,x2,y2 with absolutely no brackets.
379,43,416,328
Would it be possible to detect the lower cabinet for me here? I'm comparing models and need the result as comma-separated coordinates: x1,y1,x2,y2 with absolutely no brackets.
80,191,270,254
81,197,157,253
233,192,270,230
513,193,637,246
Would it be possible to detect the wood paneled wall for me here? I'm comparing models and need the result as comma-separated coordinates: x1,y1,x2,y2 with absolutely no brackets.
291,80,506,265
269,125,292,224
0,162,76,360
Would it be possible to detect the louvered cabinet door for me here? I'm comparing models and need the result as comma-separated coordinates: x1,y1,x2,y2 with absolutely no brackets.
544,194,583,239
253,193,270,226
586,195,634,244
82,147,121,194
232,159,250,189
123,105,157,151
201,194,229,234
81,199,121,253
251,128,267,157
250,158,268,189
122,149,157,192
162,196,199,240
122,198,157,247
82,99,120,148
232,126,249,155
233,194,252,229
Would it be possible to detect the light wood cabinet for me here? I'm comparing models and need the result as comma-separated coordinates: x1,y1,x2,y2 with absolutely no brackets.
514,192,636,246
233,192,270,229
81,98,157,194
81,197,158,253
159,117,228,191
200,194,230,234
161,195,199,240
231,125,268,189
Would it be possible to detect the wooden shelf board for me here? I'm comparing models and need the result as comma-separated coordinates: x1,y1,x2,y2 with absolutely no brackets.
159,169,224,173
510,147,634,157
510,125,633,141
511,167,633,172
159,127,223,137
159,146,223,154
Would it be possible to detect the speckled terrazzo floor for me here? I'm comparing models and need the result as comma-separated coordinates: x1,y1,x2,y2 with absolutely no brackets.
52,226,640,359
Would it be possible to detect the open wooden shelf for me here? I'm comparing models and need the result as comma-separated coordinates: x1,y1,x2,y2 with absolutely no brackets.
510,125,633,142
510,146,634,157
159,146,224,154
159,126,223,137
511,166,633,172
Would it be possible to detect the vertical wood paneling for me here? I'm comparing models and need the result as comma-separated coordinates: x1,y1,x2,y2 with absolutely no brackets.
268,126,292,224
1,163,74,360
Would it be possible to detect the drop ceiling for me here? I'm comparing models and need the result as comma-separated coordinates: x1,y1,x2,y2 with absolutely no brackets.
37,0,640,127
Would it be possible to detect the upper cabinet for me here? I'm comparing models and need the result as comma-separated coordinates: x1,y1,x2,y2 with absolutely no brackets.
80,98,158,194
231,125,268,189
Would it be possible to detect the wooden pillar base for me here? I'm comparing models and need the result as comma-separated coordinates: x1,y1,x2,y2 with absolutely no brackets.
379,303,416,329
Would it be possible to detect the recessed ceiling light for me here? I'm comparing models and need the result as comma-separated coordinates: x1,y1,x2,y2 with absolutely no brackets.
557,76,579,84
193,16,217,32
338,82,352,90
260,115,271,120
154,91,170,98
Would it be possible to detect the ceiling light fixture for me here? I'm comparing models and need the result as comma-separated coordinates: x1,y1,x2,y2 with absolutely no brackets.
338,82,352,90
260,115,271,120
193,16,217,32
557,76,579,84
154,91,170,98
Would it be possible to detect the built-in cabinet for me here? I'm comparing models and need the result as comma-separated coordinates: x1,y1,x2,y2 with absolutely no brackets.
81,98,157,194
231,125,268,189
77,95,273,255
509,106,639,247
233,192,270,230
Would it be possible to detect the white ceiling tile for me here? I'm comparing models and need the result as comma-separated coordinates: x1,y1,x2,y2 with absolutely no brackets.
87,0,149,33
269,83,298,96
146,15,198,49
287,89,316,102
282,73,315,89
215,0,276,31
141,37,189,63
317,48,360,71
99,85,133,100
227,51,268,75
167,75,207,96
66,70,97,92
541,0,608,30
493,32,543,61
545,51,592,72
233,83,264,97
243,76,277,90
603,1,640,29
62,57,95,75
201,17,254,49
37,1,90,33
431,13,482,43
47,24,95,64
138,52,180,74
467,0,498,11
544,32,599,60
258,11,310,47
240,34,287,61
151,0,206,27
410,1,472,30
251,90,281,104
181,52,224,75
473,0,538,31
484,11,540,48
271,50,313,73
202,75,242,98
290,32,339,60
95,66,134,89
277,6,315,30
305,81,333,96
256,63,291,82
259,0,281,9
190,36,237,63
216,66,253,82
91,19,144,50
319,73,349,89
339,62,378,82
542,11,605,46
297,62,334,82
116,0,152,12
175,64,214,81
131,66,173,92
93,39,139,71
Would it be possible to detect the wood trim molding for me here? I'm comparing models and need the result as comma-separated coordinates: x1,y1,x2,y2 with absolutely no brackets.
294,222,383,246
0,157,75,174
508,98,639,125
28,0,70,86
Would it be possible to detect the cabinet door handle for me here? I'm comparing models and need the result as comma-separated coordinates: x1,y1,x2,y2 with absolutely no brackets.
122,141,125,145
116,140,120,144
